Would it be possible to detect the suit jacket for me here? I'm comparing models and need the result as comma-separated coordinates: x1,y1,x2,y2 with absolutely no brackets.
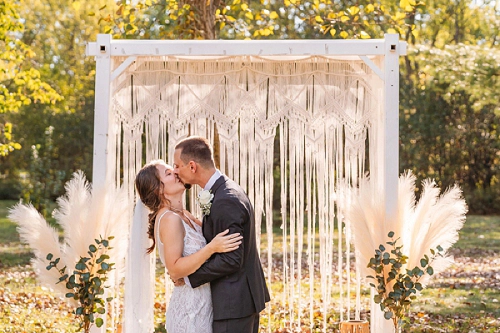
188,175,270,320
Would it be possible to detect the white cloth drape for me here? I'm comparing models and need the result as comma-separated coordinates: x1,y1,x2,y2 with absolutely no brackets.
124,200,155,333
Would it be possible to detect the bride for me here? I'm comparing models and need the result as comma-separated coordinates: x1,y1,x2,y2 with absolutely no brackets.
135,159,242,333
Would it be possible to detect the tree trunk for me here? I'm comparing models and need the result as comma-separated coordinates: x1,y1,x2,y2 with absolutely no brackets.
179,0,221,39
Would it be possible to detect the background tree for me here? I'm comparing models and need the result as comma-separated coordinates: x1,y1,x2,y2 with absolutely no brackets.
0,0,61,156
400,44,500,214
413,0,500,48
101,0,423,40
0,0,114,211
1,0,498,215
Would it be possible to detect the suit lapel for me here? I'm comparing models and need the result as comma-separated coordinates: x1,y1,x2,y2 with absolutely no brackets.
202,175,227,240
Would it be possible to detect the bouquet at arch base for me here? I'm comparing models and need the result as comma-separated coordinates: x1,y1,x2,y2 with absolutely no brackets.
345,171,467,332
8,171,130,333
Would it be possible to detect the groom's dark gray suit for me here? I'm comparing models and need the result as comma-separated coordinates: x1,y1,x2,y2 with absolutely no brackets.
188,175,270,329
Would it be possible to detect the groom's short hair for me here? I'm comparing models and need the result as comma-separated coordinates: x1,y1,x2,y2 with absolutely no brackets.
175,136,215,169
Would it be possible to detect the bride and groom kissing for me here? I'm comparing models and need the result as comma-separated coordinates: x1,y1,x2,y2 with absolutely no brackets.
135,136,270,333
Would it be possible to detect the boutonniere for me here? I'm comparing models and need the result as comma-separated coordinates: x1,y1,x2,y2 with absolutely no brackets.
197,189,214,216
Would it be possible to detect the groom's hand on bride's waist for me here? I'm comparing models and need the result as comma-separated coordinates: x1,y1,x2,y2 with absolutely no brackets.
172,277,185,287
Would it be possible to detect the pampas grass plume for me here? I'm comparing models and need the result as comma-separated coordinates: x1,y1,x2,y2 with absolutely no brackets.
8,203,69,297
8,171,130,298
347,170,467,287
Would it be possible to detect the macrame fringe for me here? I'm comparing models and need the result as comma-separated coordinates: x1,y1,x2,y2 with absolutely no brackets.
111,55,382,332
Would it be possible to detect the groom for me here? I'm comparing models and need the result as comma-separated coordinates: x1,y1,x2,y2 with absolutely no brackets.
173,136,270,333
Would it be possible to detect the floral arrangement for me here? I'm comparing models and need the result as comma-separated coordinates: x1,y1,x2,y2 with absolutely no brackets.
197,189,214,215
8,171,129,332
345,171,467,332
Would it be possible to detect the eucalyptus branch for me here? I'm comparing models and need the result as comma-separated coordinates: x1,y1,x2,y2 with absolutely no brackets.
46,236,115,333
367,231,444,331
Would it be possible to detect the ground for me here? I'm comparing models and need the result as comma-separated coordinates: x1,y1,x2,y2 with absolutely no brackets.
0,201,499,332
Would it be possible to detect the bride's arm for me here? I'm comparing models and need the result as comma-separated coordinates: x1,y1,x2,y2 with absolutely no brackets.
159,213,241,281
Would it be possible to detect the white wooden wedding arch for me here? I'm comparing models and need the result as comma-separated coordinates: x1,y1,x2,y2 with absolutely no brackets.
86,34,406,333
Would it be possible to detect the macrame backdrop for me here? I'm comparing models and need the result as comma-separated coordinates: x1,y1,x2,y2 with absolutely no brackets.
112,55,383,332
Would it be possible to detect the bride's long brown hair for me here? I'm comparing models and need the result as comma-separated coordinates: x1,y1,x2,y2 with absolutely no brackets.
135,160,171,254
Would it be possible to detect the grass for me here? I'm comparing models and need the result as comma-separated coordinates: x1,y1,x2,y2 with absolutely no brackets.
408,214,500,332
0,200,33,268
0,199,499,332
452,215,500,254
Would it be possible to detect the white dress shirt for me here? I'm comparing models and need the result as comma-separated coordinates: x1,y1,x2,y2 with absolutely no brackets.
204,169,222,191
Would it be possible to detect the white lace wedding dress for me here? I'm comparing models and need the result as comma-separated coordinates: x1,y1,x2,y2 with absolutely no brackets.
155,210,213,333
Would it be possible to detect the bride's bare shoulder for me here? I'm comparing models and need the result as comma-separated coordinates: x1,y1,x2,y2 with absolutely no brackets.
157,209,182,226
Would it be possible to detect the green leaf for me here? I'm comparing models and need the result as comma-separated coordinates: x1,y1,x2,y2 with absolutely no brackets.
96,254,110,264
46,253,53,260
96,317,104,327
93,277,102,288
420,258,428,267
426,266,434,275
388,231,395,238
384,311,393,320
89,244,97,253
65,292,75,298
75,262,86,271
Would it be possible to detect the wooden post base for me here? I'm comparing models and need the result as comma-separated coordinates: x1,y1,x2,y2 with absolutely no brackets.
340,320,370,333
